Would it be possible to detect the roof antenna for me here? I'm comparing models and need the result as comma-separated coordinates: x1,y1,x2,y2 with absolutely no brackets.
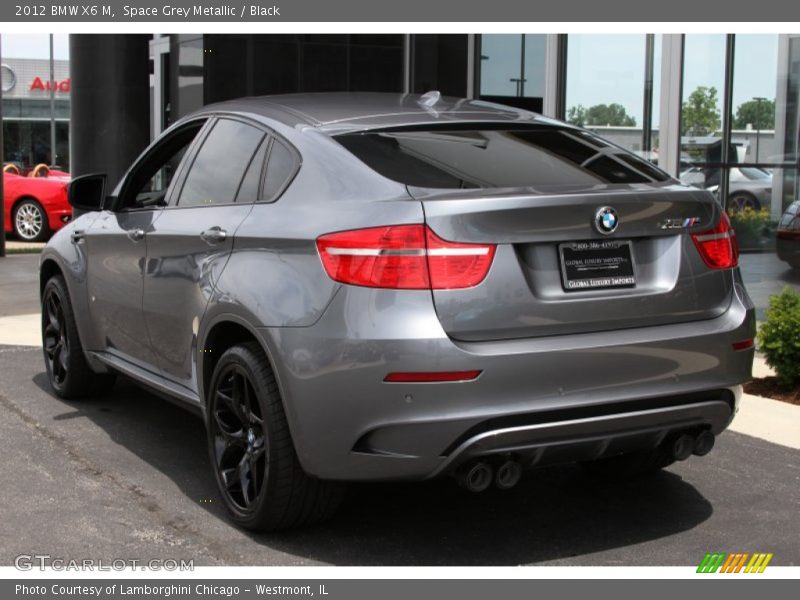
418,90,441,108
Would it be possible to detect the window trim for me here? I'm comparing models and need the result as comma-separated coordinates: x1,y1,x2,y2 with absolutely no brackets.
234,135,270,204
259,136,302,204
162,112,302,210
169,116,267,209
112,116,211,212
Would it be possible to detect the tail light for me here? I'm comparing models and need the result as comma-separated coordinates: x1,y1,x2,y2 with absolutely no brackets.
316,225,496,290
691,212,739,269
777,216,800,240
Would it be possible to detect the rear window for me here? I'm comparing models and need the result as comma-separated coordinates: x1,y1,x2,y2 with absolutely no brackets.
335,126,671,188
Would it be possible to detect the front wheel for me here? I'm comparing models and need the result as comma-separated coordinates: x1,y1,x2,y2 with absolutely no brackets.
41,276,116,398
14,199,50,242
207,342,344,531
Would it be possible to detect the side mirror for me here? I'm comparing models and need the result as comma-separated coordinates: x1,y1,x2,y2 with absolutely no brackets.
67,173,107,212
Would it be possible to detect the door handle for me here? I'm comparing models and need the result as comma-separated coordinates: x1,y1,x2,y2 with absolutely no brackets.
127,228,145,242
200,226,228,245
70,230,85,243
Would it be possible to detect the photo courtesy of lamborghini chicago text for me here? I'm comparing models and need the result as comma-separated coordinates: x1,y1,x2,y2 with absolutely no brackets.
0,0,797,597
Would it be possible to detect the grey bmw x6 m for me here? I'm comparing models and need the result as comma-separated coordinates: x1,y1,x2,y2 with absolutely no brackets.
40,92,755,530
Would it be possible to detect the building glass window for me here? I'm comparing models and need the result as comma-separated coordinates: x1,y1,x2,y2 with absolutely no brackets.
565,35,656,156
478,34,546,112
680,34,799,318
679,34,727,191
202,34,404,108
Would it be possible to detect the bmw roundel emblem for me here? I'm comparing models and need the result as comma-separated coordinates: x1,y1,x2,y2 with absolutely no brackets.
595,206,619,235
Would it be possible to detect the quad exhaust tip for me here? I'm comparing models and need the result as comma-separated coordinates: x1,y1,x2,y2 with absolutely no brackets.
671,430,716,461
693,430,715,456
672,434,695,461
456,459,524,492
456,461,494,493
495,460,523,490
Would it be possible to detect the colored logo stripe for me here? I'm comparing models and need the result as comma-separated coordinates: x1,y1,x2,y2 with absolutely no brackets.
697,552,773,573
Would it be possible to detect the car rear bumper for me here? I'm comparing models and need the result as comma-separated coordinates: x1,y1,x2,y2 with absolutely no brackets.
257,278,755,482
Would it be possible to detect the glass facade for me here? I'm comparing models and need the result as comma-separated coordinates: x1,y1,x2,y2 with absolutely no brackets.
476,33,800,318
478,34,546,112
566,35,650,154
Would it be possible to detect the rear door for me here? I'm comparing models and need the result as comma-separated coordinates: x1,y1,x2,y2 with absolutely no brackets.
142,117,269,391
336,125,732,341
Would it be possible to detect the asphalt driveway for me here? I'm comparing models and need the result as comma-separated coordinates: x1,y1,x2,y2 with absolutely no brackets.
0,343,798,566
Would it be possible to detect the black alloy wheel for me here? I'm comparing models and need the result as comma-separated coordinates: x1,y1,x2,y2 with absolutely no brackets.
209,363,268,512
41,276,116,399
42,286,69,387
206,342,344,531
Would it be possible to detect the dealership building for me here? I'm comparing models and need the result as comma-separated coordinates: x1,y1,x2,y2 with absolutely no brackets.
62,34,800,224
1,57,70,169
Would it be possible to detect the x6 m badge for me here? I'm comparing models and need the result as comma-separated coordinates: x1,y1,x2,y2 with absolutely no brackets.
659,217,701,230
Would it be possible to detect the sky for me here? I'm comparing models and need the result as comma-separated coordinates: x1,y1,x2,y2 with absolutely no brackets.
1,34,69,60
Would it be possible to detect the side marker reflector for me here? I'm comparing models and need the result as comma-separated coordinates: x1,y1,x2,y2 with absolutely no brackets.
384,370,482,383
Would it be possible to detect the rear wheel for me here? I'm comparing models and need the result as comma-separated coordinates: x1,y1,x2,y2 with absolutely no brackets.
727,191,761,213
581,445,676,481
41,276,116,399
14,199,50,242
207,342,344,531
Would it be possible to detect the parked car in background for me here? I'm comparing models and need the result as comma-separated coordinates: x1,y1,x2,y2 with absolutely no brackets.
41,93,754,531
680,164,773,212
777,201,800,269
3,163,72,242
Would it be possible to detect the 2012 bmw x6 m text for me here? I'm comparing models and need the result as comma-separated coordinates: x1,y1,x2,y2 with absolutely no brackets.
40,92,755,531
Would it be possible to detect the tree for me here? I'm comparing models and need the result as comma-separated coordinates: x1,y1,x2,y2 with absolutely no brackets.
682,86,720,136
567,105,587,126
567,103,636,127
733,98,775,130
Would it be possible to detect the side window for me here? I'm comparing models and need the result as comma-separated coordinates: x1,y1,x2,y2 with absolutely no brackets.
261,139,298,202
177,119,265,207
121,121,205,209
234,138,268,204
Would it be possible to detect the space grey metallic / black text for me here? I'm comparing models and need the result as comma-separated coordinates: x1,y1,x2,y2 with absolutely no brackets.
39,92,755,530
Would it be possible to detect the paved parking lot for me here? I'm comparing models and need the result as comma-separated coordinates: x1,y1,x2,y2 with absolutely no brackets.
0,347,798,566
0,250,798,566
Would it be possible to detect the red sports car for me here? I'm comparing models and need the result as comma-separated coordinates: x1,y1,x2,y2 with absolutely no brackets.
3,164,72,242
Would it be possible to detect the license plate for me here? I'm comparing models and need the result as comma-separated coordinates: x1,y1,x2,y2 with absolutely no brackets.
559,240,636,291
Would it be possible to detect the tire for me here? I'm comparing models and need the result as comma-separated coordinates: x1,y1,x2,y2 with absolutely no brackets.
581,445,676,481
727,191,761,213
41,276,116,399
207,342,344,531
13,199,51,243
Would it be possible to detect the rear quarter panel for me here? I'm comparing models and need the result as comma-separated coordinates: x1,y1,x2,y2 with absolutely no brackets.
198,122,424,402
